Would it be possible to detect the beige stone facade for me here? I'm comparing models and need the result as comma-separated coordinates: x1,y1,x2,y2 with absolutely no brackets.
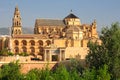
0,6,101,62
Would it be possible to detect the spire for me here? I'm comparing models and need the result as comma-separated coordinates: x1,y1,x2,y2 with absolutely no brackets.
92,19,97,26
14,5,20,15
15,5,18,10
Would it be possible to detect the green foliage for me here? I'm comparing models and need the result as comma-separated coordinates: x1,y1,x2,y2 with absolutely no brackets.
25,68,41,80
96,65,111,80
86,22,120,79
0,48,8,56
0,60,111,80
86,42,109,69
7,52,14,56
0,48,14,56
0,61,23,80
53,65,70,80
39,68,53,80
81,68,96,80
80,64,111,80
69,70,81,80
60,58,84,76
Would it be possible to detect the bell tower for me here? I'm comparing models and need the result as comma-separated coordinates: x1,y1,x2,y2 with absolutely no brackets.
91,20,98,38
11,6,22,35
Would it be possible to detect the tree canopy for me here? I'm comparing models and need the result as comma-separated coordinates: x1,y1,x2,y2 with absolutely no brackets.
86,22,120,79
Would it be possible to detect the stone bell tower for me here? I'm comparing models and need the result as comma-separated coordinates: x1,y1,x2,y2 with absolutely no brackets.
11,6,22,35
91,20,98,38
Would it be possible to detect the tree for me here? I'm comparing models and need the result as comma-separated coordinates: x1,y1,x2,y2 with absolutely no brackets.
0,61,23,80
86,22,120,79
96,64,111,80
39,67,54,80
53,65,70,80
0,48,13,56
86,42,109,69
25,68,41,80
0,48,9,56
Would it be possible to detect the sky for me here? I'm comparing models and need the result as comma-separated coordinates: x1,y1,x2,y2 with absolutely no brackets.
0,0,120,31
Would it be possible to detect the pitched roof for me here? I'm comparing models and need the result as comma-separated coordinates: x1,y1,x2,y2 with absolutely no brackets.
64,13,79,19
35,19,65,27
12,34,48,39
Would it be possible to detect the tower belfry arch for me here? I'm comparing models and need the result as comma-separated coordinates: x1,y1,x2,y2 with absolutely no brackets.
11,5,22,36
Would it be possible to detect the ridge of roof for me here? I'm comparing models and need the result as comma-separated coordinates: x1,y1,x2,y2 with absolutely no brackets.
35,19,65,26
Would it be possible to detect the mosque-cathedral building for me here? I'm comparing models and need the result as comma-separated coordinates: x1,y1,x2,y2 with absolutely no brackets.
0,6,101,62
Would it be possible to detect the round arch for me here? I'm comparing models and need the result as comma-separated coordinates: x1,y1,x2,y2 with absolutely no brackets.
30,47,35,54
46,40,51,46
21,40,27,46
38,40,43,46
22,47,27,52
14,47,19,53
29,40,35,46
14,40,19,46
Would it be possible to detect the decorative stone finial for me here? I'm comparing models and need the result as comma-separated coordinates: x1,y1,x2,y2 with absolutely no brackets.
70,9,73,13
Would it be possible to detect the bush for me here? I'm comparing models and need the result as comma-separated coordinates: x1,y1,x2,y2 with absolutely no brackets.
0,61,23,80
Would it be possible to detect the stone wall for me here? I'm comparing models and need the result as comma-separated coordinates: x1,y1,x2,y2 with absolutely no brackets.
0,56,57,73
65,47,88,59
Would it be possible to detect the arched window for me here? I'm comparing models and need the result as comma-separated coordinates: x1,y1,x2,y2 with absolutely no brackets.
19,22,21,25
22,47,27,52
46,40,51,46
15,30,17,34
14,40,19,46
39,47,44,53
38,40,43,46
29,40,35,46
17,21,19,26
18,29,21,34
30,47,35,55
15,47,19,53
22,40,27,46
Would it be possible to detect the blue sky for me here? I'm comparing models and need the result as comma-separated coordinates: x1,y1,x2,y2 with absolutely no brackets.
0,0,120,31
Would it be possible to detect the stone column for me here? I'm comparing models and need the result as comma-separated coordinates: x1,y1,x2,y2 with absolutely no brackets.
46,28,49,33
62,50,65,60
44,50,46,61
49,49,52,62
59,50,61,61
